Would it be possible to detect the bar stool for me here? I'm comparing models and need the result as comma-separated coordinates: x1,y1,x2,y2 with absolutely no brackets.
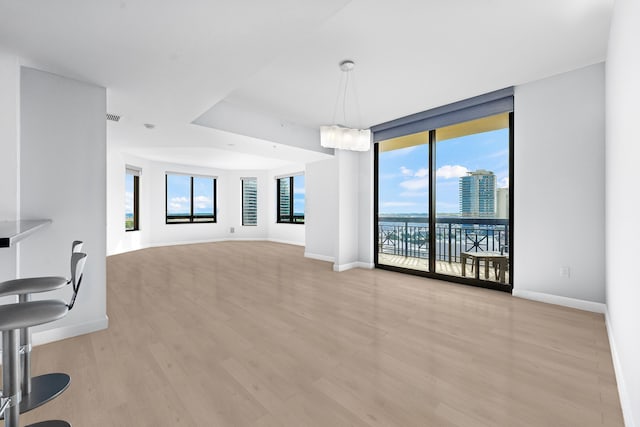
0,242,84,417
0,299,72,427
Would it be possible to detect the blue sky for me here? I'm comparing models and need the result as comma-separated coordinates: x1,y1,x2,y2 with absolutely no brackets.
379,128,509,215
166,175,214,215
125,173,134,215
293,175,305,215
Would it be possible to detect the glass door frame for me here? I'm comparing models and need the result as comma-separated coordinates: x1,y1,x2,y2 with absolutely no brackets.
374,113,514,293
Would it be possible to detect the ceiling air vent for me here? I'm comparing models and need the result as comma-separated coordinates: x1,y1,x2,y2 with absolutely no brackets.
106,113,121,122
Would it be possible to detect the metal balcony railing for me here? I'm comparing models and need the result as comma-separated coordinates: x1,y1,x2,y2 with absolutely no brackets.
378,216,509,263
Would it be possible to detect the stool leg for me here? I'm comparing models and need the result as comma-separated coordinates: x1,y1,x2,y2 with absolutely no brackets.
3,329,21,427
19,294,32,395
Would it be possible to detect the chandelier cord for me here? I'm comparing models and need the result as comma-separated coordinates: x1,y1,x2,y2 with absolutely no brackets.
342,71,349,126
351,68,363,130
331,70,346,125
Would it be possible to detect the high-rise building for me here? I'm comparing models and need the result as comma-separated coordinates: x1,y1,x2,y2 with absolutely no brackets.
459,169,496,217
496,187,509,219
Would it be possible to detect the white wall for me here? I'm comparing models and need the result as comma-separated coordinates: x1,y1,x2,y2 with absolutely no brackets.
20,67,108,342
0,50,20,284
305,158,338,261
267,164,306,246
514,63,605,304
606,0,640,424
334,150,360,271
358,148,374,266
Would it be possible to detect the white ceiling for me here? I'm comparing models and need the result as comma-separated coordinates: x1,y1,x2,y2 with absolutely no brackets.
0,0,613,169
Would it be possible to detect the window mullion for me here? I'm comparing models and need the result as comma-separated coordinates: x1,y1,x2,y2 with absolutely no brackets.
290,177,295,222
190,176,194,223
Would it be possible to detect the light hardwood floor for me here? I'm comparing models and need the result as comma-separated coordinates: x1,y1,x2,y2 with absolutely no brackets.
20,241,622,426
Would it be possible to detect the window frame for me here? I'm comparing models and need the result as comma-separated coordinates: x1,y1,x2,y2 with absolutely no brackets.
125,168,140,232
242,177,258,226
165,173,217,224
276,175,304,224
372,88,514,293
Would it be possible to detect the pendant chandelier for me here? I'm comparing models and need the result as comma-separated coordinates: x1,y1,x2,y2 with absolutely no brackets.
320,60,371,151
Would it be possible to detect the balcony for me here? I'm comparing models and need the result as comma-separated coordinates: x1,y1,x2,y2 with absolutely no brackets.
378,216,510,284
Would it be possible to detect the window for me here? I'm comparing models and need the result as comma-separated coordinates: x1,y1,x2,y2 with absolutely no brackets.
166,173,216,223
277,174,304,223
125,167,140,231
373,88,513,292
242,177,258,226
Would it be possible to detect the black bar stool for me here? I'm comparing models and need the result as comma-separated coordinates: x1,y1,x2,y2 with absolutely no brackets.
0,241,83,416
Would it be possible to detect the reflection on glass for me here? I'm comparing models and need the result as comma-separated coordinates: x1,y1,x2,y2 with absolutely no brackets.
242,178,258,226
377,131,429,272
293,175,305,222
125,173,135,230
166,174,191,223
193,177,214,222
435,113,510,283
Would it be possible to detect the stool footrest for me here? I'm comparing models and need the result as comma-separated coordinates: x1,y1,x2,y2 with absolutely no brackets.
26,421,70,427
0,373,70,419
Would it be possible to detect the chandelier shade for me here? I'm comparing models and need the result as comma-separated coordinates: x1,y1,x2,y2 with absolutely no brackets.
320,125,371,151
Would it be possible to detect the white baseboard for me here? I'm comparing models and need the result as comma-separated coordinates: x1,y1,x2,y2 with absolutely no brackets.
267,238,305,247
148,238,226,248
512,289,606,313
605,309,635,427
304,252,335,263
32,315,109,347
357,262,374,270
333,261,374,272
110,237,306,256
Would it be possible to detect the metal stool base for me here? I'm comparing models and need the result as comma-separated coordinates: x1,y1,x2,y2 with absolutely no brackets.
26,421,70,427
0,373,70,419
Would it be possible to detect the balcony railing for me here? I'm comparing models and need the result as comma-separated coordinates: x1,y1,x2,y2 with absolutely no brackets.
378,216,509,263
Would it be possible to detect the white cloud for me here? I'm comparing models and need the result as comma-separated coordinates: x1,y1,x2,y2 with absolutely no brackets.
294,187,305,195
382,201,418,208
194,195,212,210
400,166,413,176
399,178,428,191
169,196,189,212
498,177,509,188
436,165,469,179
414,168,428,178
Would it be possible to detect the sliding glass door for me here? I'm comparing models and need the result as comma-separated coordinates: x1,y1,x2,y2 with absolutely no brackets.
374,97,513,291
434,113,510,285
377,131,430,271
